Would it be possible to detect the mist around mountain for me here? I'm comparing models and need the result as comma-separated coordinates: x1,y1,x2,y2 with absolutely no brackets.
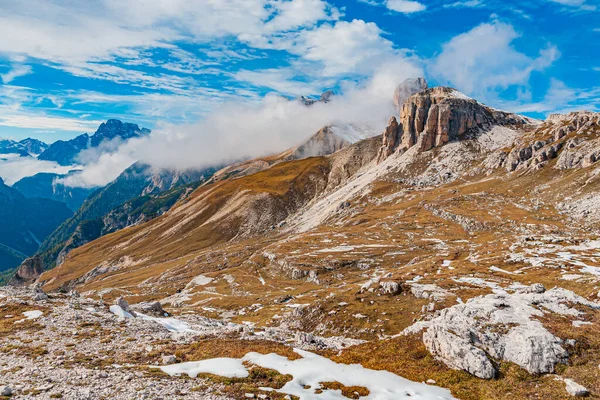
33,162,218,271
0,138,49,156
13,172,94,211
37,119,150,166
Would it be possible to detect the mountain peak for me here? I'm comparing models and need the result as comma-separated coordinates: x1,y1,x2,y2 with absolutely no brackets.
91,119,150,148
393,77,429,111
376,85,532,161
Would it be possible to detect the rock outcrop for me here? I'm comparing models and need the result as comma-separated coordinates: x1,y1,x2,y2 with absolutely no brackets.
404,285,600,379
400,87,529,152
288,124,374,160
564,378,589,397
378,86,531,163
9,256,44,286
299,90,335,106
376,117,401,163
490,111,600,172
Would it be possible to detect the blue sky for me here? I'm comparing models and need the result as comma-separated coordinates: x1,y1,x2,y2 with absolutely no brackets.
0,0,599,143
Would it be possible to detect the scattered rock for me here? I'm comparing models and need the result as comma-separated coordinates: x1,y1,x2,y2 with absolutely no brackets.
114,297,136,317
405,286,600,379
32,284,48,301
564,378,589,397
131,301,167,317
162,355,177,365
1,386,12,396
516,283,545,294
379,280,402,295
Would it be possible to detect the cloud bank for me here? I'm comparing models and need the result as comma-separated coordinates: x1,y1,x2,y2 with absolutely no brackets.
60,59,423,188
0,154,78,185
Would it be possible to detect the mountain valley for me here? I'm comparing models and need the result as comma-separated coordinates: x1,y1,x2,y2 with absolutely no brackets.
2,83,600,399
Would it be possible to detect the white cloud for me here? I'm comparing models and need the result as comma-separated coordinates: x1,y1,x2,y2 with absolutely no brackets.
386,0,426,13
429,21,559,100
0,113,104,133
443,0,485,8
0,0,340,93
234,69,331,96
506,79,600,114
0,153,78,185
292,20,397,76
546,0,597,11
60,59,423,188
0,64,32,84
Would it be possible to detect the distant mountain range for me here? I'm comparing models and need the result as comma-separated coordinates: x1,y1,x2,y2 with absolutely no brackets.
0,138,49,157
38,119,150,166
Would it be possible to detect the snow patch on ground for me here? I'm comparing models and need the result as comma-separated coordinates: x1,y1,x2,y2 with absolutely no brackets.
23,310,43,320
186,275,214,287
161,349,457,399
109,305,197,334
159,358,249,379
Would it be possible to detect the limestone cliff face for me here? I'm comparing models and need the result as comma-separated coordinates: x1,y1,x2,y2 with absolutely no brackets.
498,111,600,172
378,86,532,162
400,87,528,152
376,117,401,163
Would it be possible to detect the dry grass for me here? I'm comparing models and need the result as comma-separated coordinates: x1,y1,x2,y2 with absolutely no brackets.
319,381,370,398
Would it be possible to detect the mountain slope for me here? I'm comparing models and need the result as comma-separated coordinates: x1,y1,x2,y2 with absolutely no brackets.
36,87,600,399
34,163,216,271
0,177,72,271
13,172,94,211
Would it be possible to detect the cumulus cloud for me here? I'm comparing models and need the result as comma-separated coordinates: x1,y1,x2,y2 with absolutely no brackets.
0,154,78,185
429,21,559,101
60,58,423,188
386,0,427,13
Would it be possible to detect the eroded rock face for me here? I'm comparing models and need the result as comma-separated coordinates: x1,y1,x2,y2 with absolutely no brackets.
9,256,44,286
376,117,401,163
400,87,528,153
497,111,600,172
378,86,531,163
404,286,600,379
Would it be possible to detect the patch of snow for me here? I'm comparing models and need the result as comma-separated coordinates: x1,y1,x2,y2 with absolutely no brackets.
23,310,43,319
163,349,456,399
329,123,376,144
186,275,214,287
572,320,592,327
109,305,197,334
489,266,517,275
159,358,248,378
137,313,197,334
581,265,600,277
316,245,355,253
109,305,135,320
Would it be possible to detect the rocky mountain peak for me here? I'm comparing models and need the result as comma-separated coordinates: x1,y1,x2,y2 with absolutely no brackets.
376,117,401,163
393,77,428,111
91,119,150,148
377,86,533,162
546,111,599,132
